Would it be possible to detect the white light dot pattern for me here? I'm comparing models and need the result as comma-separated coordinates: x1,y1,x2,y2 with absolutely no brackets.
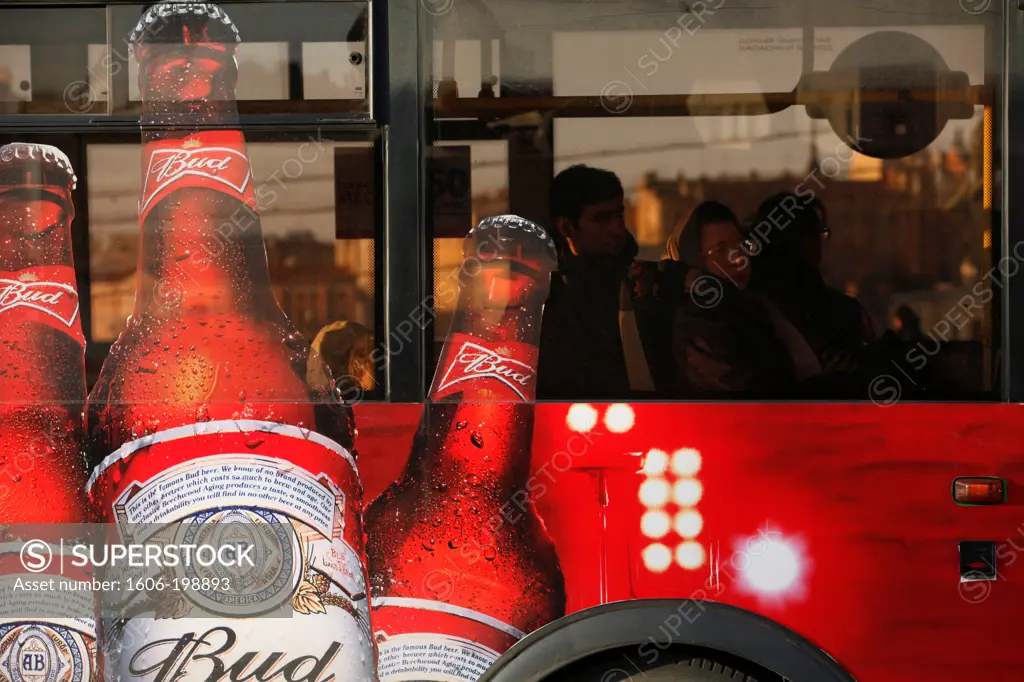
673,478,703,507
640,446,705,572
674,510,703,539
676,541,706,569
641,510,671,539
671,448,702,477
566,404,598,433
642,543,673,573
604,404,635,433
639,478,671,508
642,449,669,476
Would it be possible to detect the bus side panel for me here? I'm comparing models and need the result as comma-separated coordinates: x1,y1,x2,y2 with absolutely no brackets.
355,403,1024,682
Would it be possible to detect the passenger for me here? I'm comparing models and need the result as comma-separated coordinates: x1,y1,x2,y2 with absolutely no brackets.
891,305,927,342
747,192,873,384
307,320,374,401
537,164,664,398
668,201,795,395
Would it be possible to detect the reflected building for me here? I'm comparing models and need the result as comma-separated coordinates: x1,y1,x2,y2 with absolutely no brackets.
631,133,983,331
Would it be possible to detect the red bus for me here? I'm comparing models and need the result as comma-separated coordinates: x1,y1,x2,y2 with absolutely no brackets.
0,0,1016,681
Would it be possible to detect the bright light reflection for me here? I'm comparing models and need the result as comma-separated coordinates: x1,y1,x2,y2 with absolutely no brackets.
641,510,671,539
604,404,635,433
566,404,598,433
639,478,670,507
675,541,706,569
674,510,703,539
671,448,702,476
643,543,672,573
642,449,669,475
672,478,703,506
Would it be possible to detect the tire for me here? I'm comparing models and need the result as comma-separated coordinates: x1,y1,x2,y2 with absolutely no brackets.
546,647,768,682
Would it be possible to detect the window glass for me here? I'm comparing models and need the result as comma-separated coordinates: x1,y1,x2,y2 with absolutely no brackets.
0,2,368,117
0,6,106,114
423,0,1000,400
0,130,382,398
430,139,508,371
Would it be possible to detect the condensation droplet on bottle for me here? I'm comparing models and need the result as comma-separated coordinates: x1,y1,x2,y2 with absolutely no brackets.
448,538,460,549
483,546,496,561
456,421,468,430
470,432,484,448
421,539,435,552
466,474,482,486
244,436,264,449
137,361,159,375
431,517,442,527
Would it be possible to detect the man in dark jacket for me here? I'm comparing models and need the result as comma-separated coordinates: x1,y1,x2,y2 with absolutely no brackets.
537,165,663,399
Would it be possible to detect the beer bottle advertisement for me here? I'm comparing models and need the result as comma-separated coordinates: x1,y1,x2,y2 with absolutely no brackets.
84,4,375,681
0,143,96,682
365,215,567,681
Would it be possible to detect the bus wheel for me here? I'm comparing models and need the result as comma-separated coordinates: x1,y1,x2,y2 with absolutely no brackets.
548,649,767,681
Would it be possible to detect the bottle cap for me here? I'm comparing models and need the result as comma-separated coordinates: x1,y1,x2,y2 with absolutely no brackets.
0,143,78,192
466,214,558,274
129,1,241,57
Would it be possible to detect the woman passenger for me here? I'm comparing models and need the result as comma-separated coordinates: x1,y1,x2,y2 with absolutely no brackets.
665,201,795,396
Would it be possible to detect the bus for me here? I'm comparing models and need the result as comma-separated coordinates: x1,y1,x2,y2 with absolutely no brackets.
0,0,1017,680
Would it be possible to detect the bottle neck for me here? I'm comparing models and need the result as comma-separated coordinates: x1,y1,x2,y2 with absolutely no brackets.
411,267,546,494
136,56,271,315
0,192,84,403
138,46,240,127
0,191,74,270
135,193,272,315
408,401,534,494
428,266,547,403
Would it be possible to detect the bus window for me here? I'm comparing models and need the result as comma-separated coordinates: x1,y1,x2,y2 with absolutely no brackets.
425,1,999,402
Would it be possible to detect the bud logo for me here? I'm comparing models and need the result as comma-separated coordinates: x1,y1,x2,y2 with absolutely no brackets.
436,342,535,400
141,144,252,215
0,278,79,328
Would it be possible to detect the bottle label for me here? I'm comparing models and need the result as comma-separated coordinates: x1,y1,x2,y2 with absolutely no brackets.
431,333,537,402
372,597,524,682
0,550,97,682
0,266,83,346
87,420,375,682
0,620,97,682
139,130,258,224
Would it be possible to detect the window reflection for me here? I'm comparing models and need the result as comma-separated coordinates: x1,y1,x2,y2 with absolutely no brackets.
0,2,368,116
426,1,998,399
87,138,377,348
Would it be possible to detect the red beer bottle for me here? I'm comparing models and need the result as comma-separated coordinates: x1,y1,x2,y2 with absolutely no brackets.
365,215,566,681
0,143,96,680
85,3,375,680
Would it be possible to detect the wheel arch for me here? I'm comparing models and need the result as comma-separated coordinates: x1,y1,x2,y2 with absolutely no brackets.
478,599,856,682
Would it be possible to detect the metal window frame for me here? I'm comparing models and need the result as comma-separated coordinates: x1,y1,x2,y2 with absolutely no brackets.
0,0,425,402
377,0,427,402
1003,1,1023,401
0,0,1018,403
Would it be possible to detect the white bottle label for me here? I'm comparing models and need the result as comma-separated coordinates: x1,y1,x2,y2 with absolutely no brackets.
87,420,376,682
372,597,524,682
